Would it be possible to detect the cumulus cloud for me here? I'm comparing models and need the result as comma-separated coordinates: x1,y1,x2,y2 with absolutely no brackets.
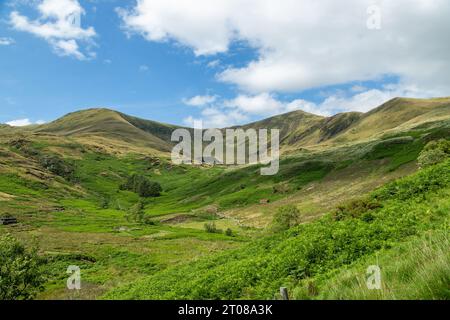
119,0,450,96
224,93,285,116
182,82,439,127
6,118,46,127
0,37,15,45
182,95,217,107
183,108,248,128
9,0,96,59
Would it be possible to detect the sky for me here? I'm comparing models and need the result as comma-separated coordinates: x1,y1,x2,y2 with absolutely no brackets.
0,0,449,128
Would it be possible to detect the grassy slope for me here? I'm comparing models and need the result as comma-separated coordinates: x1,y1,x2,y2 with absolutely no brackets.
35,108,176,153
0,99,449,299
29,97,450,155
105,159,450,299
328,97,450,144
306,230,449,300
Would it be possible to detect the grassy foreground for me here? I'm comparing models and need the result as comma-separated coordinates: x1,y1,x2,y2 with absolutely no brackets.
105,160,450,299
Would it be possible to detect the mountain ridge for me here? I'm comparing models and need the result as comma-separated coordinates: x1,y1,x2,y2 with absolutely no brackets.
3,97,450,153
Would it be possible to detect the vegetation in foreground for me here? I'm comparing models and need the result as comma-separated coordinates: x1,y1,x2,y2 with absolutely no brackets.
0,101,449,300
105,160,450,299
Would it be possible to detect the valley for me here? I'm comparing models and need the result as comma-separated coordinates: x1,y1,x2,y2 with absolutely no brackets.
0,97,449,300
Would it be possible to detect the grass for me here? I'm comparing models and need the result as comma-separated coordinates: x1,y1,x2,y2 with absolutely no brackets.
305,230,449,300
104,160,450,299
1,119,448,300
364,136,424,171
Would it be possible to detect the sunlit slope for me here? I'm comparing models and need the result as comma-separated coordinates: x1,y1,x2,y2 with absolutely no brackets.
239,97,450,150
328,97,450,144
35,108,180,153
235,110,324,143
5,96,449,155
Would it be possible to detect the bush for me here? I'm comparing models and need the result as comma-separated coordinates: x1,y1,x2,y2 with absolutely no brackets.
272,182,291,194
271,205,300,232
333,198,382,221
38,155,75,181
120,174,162,197
204,222,220,233
418,139,450,168
0,234,46,300
100,198,109,209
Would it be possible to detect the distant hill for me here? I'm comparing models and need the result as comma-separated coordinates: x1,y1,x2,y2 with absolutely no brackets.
4,97,449,154
34,108,183,153
238,97,450,150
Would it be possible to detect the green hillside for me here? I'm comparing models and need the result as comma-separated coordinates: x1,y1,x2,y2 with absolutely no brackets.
105,160,450,299
0,97,449,300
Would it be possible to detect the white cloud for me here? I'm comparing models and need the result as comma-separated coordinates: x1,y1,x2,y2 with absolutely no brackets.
222,92,326,117
207,60,220,68
182,83,439,127
119,0,450,96
311,83,438,115
224,93,285,116
10,0,96,60
6,119,32,127
183,108,248,128
117,0,234,56
0,37,15,46
6,118,45,127
139,65,149,72
182,95,217,107
53,39,84,59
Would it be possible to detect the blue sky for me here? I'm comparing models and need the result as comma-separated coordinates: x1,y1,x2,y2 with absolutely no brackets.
1,0,449,128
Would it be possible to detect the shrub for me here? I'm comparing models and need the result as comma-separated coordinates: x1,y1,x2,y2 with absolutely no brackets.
418,139,450,168
120,174,162,197
272,182,291,194
38,155,75,181
0,234,46,300
204,222,219,233
333,198,382,221
271,205,300,232
100,198,109,209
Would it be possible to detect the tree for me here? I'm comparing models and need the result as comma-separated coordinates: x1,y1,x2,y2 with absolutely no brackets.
120,174,162,197
137,179,162,198
418,139,450,168
271,205,300,232
0,234,45,300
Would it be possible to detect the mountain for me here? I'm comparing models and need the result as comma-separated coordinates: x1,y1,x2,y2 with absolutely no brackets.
4,97,450,155
329,97,450,143
34,108,182,153
235,109,324,143
238,97,450,150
